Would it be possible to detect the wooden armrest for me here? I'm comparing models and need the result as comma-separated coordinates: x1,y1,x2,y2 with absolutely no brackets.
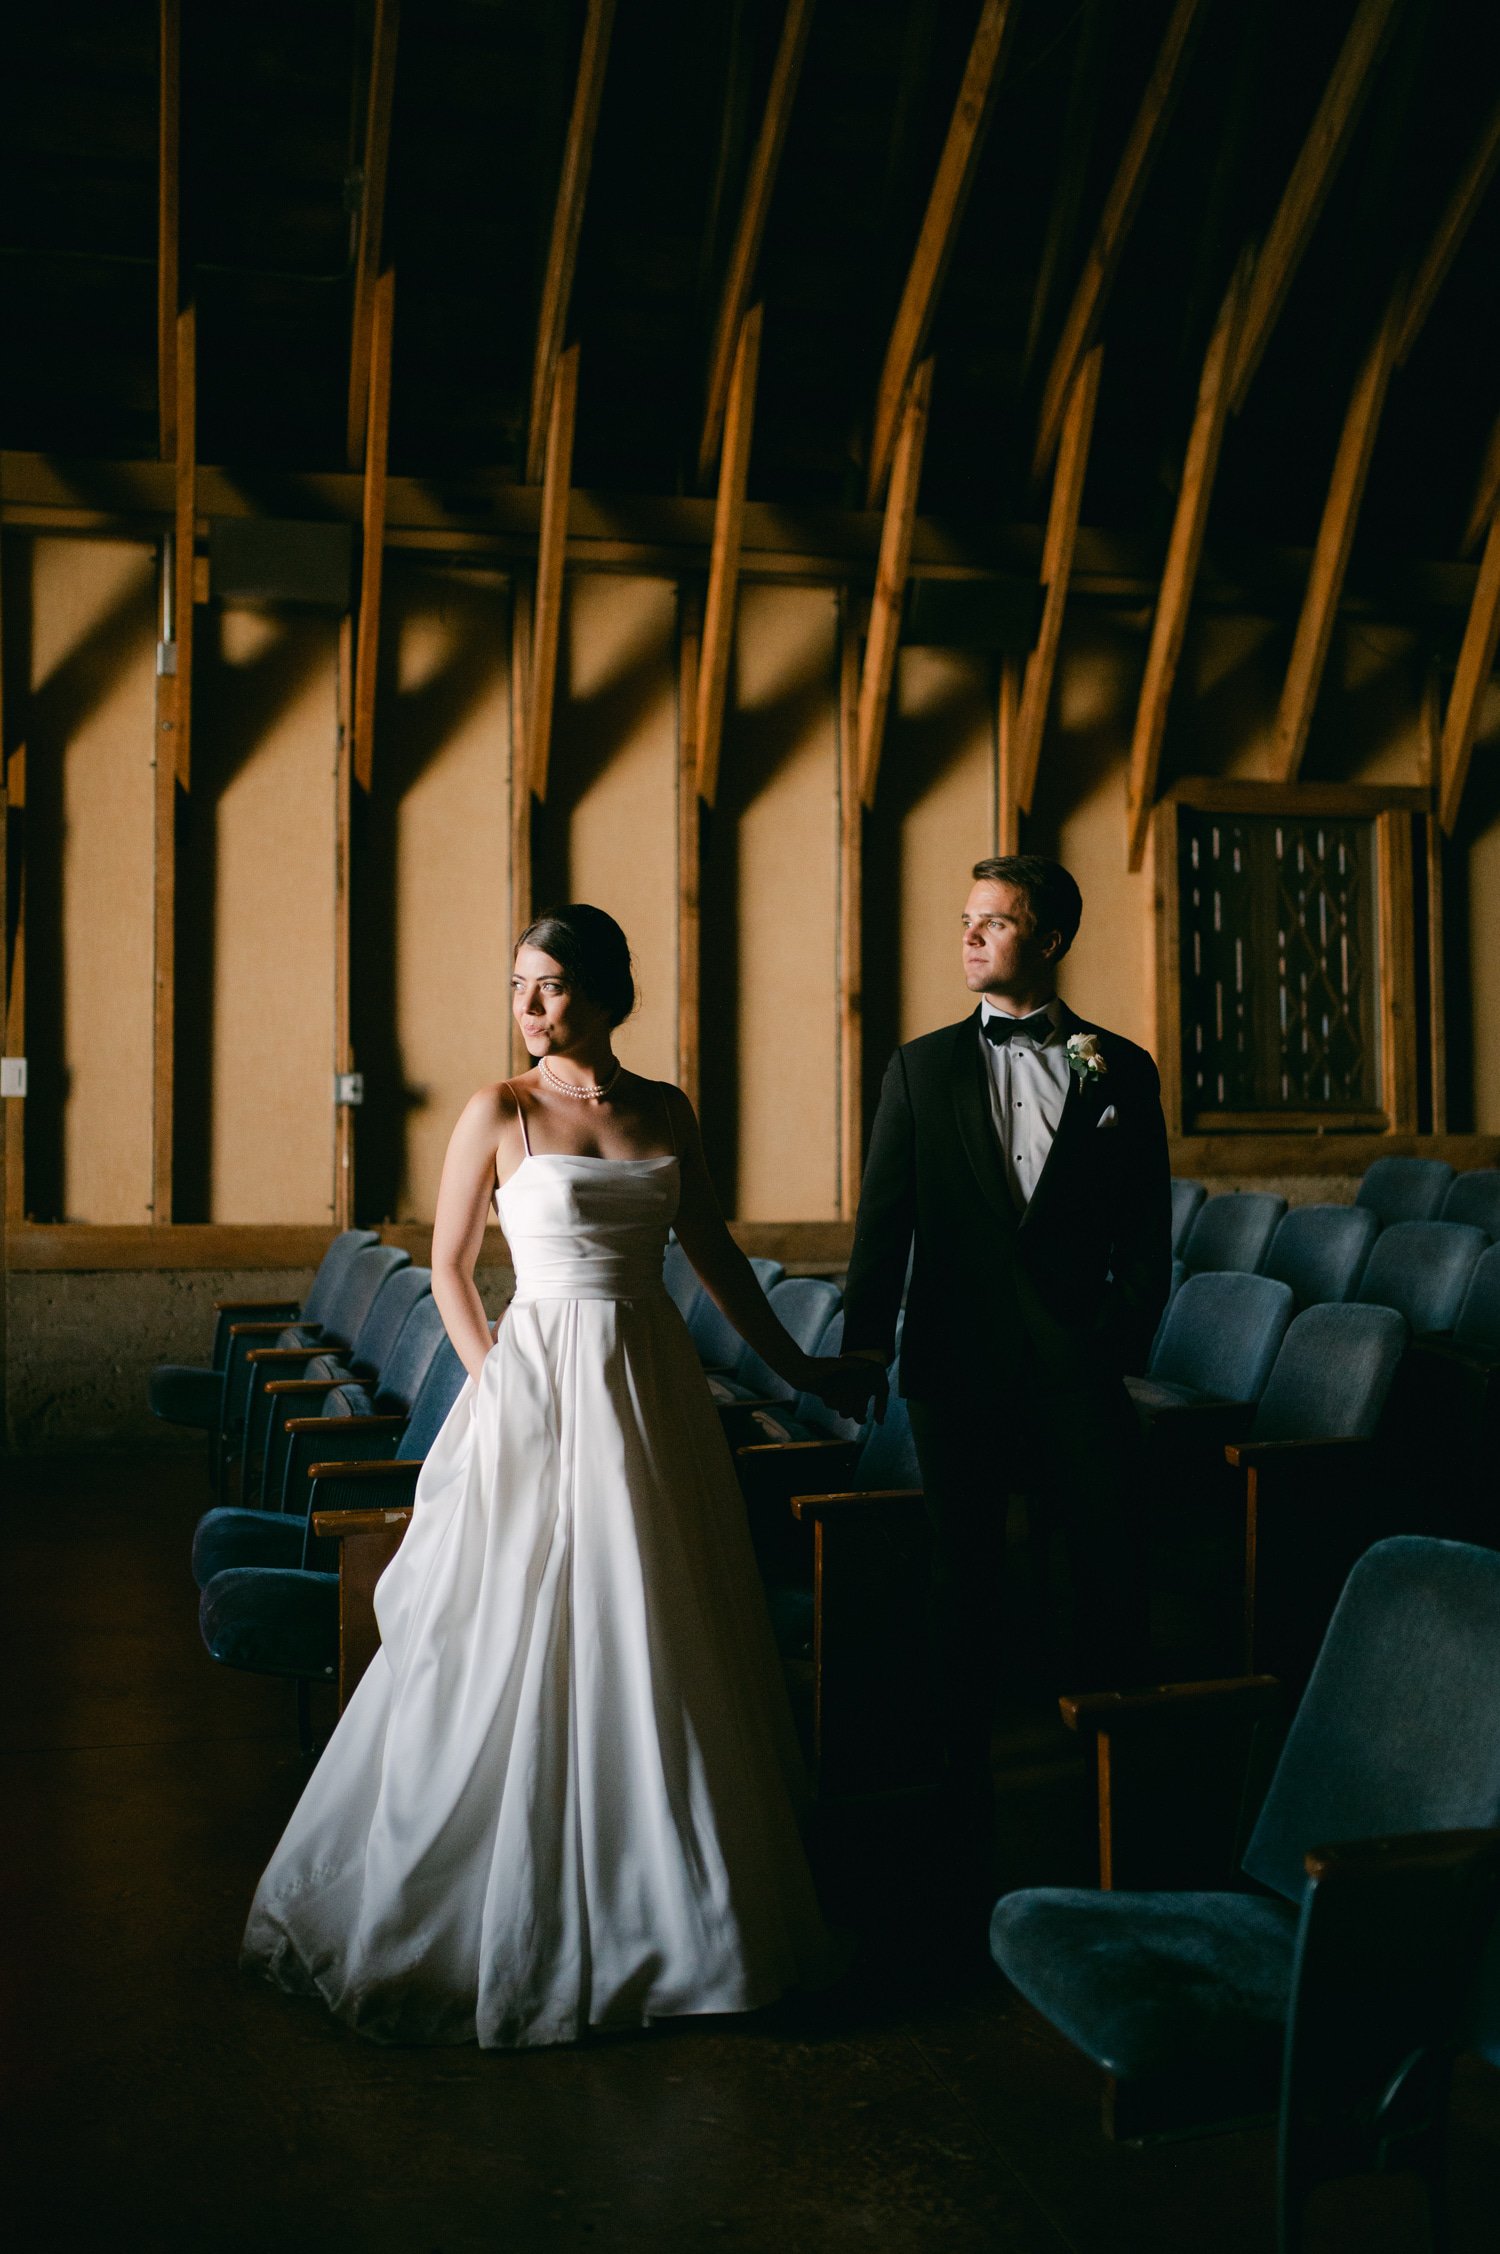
737,1438,860,1461
263,1376,346,1397
1304,1828,1500,1884
1061,1675,1281,1735
217,1298,302,1315
308,1456,424,1483
284,1413,404,1437
311,1504,415,1540
230,1321,308,1340
1136,1395,1254,1422
246,1344,324,1364
790,1487,922,1522
1225,1436,1370,1469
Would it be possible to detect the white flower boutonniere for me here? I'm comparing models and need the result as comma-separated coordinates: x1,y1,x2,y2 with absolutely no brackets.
1066,1031,1107,1085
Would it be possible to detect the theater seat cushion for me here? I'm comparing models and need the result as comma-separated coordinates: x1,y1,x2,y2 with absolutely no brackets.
191,1507,305,1589
991,1888,1299,2079
149,1364,224,1429
198,1566,338,1680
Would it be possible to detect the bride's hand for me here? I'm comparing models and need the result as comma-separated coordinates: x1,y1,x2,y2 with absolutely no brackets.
802,1353,887,1424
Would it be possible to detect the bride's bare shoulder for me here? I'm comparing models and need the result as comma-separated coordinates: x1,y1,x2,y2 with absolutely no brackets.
456,1078,532,1138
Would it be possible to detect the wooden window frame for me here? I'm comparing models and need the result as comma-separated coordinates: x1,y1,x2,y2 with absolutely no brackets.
1154,780,1427,1140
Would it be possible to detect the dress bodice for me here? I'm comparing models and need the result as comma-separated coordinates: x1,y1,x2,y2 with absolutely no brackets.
496,1154,679,1303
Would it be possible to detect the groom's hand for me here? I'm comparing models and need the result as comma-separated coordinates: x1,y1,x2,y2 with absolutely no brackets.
810,1352,888,1424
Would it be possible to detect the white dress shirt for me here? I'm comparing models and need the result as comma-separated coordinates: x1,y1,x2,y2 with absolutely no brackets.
979,996,1070,1212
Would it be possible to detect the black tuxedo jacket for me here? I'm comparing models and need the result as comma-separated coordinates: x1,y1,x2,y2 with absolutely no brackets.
842,1005,1172,1403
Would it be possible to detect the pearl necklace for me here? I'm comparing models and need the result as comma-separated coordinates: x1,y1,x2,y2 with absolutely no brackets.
539,1055,622,1102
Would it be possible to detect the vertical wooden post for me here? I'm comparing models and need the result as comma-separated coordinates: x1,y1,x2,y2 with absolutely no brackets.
333,615,355,1227
1376,808,1417,1133
996,652,1020,854
676,585,703,1109
529,342,580,802
1426,812,1448,1137
172,303,196,790
353,266,395,794
509,579,534,1076
1152,798,1183,1135
837,596,864,1218
157,0,181,462
4,586,26,1231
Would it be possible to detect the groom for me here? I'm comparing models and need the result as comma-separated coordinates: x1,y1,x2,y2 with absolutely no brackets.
841,854,1171,1803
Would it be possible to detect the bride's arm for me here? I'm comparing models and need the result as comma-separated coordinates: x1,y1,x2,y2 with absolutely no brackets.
667,1087,876,1417
431,1084,517,1381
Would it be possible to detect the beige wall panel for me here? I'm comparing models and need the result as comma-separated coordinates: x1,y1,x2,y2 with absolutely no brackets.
31,538,157,1221
1323,624,1423,786
1034,621,1156,1052
718,582,840,1220
888,646,997,1043
205,609,337,1221
554,574,677,1085
1177,613,1281,781
388,566,511,1220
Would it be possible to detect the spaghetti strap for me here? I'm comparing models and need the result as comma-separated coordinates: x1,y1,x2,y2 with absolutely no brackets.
509,1083,534,1159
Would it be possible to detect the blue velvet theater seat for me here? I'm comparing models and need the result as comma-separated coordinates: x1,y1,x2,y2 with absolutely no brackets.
196,1340,469,1728
993,1536,1500,2244
1443,1168,1500,1243
251,1262,432,1506
148,1226,378,1485
1170,1179,1207,1258
193,1329,465,1590
1355,1218,1486,1338
1127,1270,1293,1419
705,1275,843,1407
1180,1191,1286,1277
1355,1153,1455,1228
1262,1201,1377,1310
234,1242,410,1497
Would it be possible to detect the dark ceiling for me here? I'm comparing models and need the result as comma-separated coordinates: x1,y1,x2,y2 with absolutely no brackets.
4,0,1498,563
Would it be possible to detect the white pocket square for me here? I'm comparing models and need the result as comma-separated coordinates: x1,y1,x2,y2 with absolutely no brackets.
1096,1104,1118,1129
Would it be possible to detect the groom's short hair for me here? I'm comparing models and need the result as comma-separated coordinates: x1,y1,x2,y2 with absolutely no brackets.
971,855,1083,955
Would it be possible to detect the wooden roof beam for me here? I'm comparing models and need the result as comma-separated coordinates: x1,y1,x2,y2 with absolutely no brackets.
696,306,763,807
1126,252,1253,870
1439,503,1500,834
1462,410,1500,558
1031,0,1203,483
1394,91,1500,368
858,357,934,803
525,0,615,486
528,342,581,802
1271,284,1405,786
1228,0,1400,415
1014,344,1102,814
346,0,401,471
1271,89,1500,786
866,0,1015,508
157,0,180,462
353,267,396,794
696,0,814,489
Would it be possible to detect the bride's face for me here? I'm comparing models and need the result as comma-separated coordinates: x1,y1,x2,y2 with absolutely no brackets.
511,944,610,1058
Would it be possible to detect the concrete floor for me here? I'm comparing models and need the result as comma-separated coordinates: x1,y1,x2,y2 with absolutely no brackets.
5,1453,1498,2253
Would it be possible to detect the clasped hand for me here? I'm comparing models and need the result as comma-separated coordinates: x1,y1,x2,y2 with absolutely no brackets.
802,1352,888,1423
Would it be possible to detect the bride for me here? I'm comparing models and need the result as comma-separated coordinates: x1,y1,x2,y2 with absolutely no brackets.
241,903,878,2047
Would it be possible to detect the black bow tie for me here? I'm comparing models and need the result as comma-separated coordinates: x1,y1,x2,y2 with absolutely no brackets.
983,1009,1054,1047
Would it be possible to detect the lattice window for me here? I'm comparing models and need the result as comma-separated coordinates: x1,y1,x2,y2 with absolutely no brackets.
1179,808,1378,1124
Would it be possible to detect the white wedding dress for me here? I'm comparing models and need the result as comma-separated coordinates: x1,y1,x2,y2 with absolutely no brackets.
240,1124,832,2048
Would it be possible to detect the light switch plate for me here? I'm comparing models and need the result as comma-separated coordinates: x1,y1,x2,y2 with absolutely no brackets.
334,1072,364,1107
1,1056,27,1098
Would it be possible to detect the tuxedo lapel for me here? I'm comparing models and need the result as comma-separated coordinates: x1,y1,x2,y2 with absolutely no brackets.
948,1012,1018,1234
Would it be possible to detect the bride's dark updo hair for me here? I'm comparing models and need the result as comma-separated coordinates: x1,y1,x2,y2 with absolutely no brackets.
516,903,636,1027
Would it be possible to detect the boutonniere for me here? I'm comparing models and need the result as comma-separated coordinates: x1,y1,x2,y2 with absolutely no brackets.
1066,1032,1107,1085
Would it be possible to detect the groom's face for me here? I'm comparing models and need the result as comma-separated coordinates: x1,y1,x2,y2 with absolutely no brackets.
961,879,1060,998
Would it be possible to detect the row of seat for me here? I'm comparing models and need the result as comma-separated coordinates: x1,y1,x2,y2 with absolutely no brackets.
1172,1155,1500,1271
